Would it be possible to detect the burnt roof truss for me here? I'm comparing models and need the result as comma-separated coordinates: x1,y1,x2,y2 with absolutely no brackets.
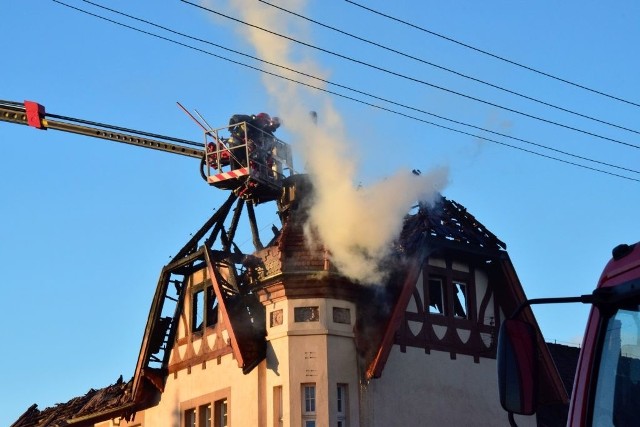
131,192,270,400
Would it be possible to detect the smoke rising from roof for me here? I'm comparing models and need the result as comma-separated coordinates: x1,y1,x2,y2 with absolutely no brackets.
227,0,448,284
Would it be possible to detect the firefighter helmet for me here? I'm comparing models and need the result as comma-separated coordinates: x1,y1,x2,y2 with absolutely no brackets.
256,112,271,123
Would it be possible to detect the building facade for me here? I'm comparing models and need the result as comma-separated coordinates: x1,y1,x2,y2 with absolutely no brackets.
13,177,566,427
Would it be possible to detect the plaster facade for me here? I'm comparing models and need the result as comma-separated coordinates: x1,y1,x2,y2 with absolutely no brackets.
364,346,535,427
15,194,564,427
106,259,533,427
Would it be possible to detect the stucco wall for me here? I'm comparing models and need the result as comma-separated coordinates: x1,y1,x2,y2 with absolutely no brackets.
363,346,537,427
141,352,260,427
265,297,360,427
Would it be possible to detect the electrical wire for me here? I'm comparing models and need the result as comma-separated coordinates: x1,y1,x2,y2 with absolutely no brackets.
181,0,640,151
258,0,640,137
51,0,640,182
344,0,640,109
74,0,640,176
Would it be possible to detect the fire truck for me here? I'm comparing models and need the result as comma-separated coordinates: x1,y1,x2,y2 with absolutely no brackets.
498,241,640,426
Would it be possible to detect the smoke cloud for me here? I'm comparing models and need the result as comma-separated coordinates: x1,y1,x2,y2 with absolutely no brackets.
224,0,448,284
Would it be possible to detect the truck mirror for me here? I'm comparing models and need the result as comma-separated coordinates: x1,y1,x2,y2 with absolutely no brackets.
497,319,538,416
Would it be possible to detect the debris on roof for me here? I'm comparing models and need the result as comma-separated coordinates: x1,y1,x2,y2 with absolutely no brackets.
11,376,133,427
398,196,506,255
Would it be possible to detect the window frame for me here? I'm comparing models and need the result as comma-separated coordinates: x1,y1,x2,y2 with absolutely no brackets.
336,383,348,427
198,404,212,427
301,383,316,427
214,398,228,427
191,282,219,334
181,389,230,427
273,385,283,427
295,306,320,323
453,280,468,319
427,277,445,315
425,264,476,323
184,408,197,427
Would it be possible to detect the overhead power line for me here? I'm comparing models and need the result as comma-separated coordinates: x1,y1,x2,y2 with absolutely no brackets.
52,0,640,183
345,0,640,109
258,0,640,137
74,0,639,176
182,0,640,152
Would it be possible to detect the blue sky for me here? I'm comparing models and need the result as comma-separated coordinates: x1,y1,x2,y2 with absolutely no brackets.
1,0,639,424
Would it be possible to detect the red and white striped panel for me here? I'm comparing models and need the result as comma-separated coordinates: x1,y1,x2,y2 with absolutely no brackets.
207,167,250,183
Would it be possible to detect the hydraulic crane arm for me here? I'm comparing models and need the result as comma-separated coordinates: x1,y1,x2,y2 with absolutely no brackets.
0,99,205,159
1,99,295,204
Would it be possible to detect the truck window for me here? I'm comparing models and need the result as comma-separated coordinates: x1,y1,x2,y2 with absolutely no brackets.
592,306,640,426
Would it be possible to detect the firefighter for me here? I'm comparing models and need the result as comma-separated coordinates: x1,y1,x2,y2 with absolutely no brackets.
227,113,277,173
265,116,281,134
264,117,283,178
228,113,271,141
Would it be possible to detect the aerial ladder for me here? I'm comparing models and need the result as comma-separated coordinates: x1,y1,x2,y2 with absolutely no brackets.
0,99,296,407
0,99,294,204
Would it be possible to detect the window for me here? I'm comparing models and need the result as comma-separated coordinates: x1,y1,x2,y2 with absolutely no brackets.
192,289,204,332
184,405,211,427
185,408,196,427
192,284,219,333
295,306,319,322
273,386,283,427
333,307,351,324
302,384,316,427
214,399,228,427
428,278,444,314
337,384,348,427
199,404,212,427
453,281,468,318
182,391,229,427
425,270,474,321
206,286,219,327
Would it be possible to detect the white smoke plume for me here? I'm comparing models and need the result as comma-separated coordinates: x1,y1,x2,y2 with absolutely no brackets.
224,0,449,284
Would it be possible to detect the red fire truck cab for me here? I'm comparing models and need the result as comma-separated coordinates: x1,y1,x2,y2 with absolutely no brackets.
498,241,640,426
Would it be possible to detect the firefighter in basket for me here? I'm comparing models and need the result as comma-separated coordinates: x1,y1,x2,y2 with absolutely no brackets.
227,113,281,176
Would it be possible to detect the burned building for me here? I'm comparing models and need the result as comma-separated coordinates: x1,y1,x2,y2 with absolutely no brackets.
12,175,566,427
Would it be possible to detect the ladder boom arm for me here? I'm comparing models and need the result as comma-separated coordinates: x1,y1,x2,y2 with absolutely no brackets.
0,100,205,159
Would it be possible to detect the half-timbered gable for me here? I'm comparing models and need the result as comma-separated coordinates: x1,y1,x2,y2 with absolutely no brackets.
401,255,499,361
169,267,232,373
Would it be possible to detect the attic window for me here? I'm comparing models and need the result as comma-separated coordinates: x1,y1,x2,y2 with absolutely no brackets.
453,282,468,318
424,265,474,322
428,278,444,315
193,290,204,332
206,286,219,327
192,284,219,333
